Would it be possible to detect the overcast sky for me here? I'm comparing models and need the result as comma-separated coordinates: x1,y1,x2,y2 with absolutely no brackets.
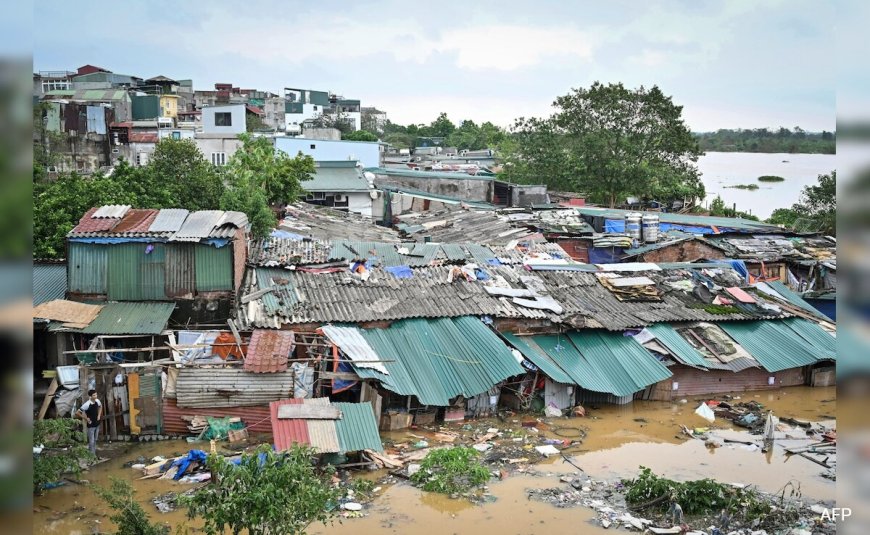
33,0,835,131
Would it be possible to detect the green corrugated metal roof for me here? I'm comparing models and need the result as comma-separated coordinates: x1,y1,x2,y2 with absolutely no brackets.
719,321,820,372
779,318,836,361
333,402,383,452
530,335,614,393
501,332,573,384
306,166,371,192
574,207,781,232
766,281,826,319
568,331,673,396
33,264,67,305
646,324,710,369
81,302,175,334
350,316,524,406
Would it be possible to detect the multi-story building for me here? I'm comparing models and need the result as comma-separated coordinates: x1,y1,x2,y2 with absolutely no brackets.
283,88,330,134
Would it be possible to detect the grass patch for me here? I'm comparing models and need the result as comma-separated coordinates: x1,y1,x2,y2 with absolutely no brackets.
758,175,785,182
410,447,491,495
725,184,760,190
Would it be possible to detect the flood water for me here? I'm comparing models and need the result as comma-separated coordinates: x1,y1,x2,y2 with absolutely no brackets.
697,152,836,219
34,386,835,534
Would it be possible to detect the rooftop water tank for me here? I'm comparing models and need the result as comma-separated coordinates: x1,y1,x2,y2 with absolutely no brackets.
642,213,660,243
625,212,642,241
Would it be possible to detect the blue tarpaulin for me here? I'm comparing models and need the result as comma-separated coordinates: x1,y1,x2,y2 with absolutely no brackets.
604,219,625,233
332,360,359,393
270,229,305,240
589,247,624,264
486,258,502,266
385,265,413,279
170,450,208,480
728,259,749,282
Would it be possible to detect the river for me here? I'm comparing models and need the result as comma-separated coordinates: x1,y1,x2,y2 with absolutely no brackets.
34,386,836,535
697,152,835,220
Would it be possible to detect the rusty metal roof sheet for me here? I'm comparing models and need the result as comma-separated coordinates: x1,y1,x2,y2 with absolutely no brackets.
110,209,159,233
245,329,293,373
270,399,308,451
149,209,190,233
170,210,226,242
70,207,122,234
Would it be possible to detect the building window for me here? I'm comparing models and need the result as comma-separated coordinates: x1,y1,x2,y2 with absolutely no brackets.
172,131,181,140
211,152,226,166
313,105,318,111
215,112,232,126
310,144,316,149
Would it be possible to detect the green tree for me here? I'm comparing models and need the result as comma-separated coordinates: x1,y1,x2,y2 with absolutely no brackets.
183,444,341,535
428,112,456,138
148,138,224,209
92,477,168,535
343,130,378,142
799,170,836,234
33,418,95,494
507,82,704,207
246,112,268,132
766,207,802,228
309,108,353,136
229,133,314,206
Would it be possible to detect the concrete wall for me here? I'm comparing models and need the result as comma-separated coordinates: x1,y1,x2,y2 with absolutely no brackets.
550,238,592,262
637,240,726,263
284,103,320,133
202,104,246,135
302,127,341,141
373,175,492,203
193,136,244,165
511,185,549,207
116,141,157,167
275,137,380,167
263,97,285,131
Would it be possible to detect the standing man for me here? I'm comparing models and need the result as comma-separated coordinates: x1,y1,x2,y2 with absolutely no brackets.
76,389,102,456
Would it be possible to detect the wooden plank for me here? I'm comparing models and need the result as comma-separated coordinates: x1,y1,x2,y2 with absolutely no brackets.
37,378,59,420
128,373,141,435
277,403,341,420
319,371,362,381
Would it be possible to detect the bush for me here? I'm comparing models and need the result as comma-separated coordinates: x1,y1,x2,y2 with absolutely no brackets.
758,175,785,182
92,477,169,535
410,446,491,495
33,418,95,493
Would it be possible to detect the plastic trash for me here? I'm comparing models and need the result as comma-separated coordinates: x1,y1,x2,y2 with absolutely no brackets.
694,402,715,423
413,440,428,448
472,443,492,452
534,444,560,457
544,405,563,418
342,502,362,511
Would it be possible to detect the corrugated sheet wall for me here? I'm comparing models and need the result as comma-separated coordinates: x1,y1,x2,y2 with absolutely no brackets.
107,243,166,300
165,243,196,298
176,368,296,408
68,242,108,295
195,244,233,292
162,398,272,435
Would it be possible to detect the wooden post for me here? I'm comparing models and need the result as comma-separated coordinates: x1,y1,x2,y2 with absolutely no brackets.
37,378,59,420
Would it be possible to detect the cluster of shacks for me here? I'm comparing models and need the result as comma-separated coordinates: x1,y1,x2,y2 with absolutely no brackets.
33,202,835,449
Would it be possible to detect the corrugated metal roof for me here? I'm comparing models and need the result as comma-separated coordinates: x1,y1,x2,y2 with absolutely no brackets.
81,302,175,334
270,399,309,451
70,207,122,234
33,263,67,305
171,210,226,242
93,205,131,218
368,167,496,181
249,237,334,267
245,330,293,373
306,165,371,192
111,209,159,233
337,317,525,406
177,369,296,408
778,318,836,361
719,321,821,372
763,281,826,319
163,398,273,436
501,332,574,384
149,209,190,233
568,331,672,397
646,324,710,369
321,325,389,374
529,335,614,393
333,402,383,452
302,398,340,453
279,202,401,242
395,208,541,245
573,207,782,232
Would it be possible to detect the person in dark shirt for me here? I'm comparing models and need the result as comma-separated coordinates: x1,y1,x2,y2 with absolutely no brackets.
76,389,102,455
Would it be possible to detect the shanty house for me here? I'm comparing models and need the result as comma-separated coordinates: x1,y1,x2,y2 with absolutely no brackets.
66,206,249,324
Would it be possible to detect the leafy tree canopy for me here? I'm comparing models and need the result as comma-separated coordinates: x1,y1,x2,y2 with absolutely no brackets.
502,82,705,207
33,418,94,494
343,130,378,142
765,170,836,234
183,444,341,535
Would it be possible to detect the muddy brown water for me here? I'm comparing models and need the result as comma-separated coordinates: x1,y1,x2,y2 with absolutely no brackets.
34,386,835,534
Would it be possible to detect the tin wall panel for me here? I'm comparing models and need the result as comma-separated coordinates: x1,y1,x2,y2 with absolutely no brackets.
195,244,233,292
165,243,196,298
107,243,166,300
68,242,108,295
